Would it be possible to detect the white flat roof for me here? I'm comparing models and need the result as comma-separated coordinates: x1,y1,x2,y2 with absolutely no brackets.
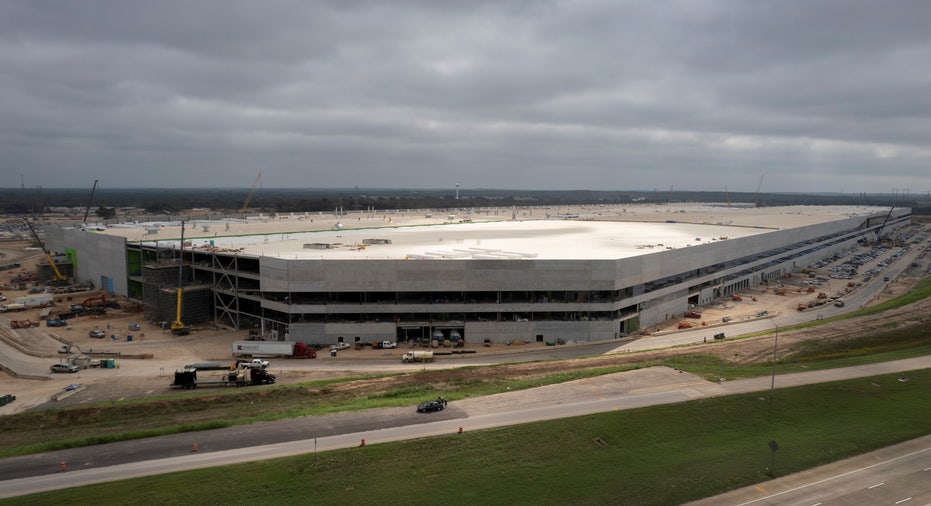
100,204,889,261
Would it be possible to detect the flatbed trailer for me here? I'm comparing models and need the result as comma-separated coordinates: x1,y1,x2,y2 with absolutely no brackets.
171,366,276,389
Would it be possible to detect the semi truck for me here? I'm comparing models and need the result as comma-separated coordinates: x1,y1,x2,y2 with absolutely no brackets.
171,364,277,389
14,294,54,308
402,350,434,363
231,340,317,359
0,303,26,313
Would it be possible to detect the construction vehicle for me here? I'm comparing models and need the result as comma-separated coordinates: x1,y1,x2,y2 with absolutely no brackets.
402,350,434,363
0,304,26,313
677,321,693,329
817,292,828,299
170,221,190,335
23,219,68,285
169,286,187,333
171,363,277,389
774,288,787,295
231,340,317,359
78,295,113,316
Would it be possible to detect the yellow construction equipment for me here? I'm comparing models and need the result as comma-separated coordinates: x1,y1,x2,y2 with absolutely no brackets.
170,221,190,335
170,287,188,334
24,219,67,284
241,172,262,213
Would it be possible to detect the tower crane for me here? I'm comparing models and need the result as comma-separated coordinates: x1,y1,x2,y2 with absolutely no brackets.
241,172,262,213
754,174,764,208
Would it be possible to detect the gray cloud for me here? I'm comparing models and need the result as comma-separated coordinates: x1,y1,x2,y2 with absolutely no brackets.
1,0,929,194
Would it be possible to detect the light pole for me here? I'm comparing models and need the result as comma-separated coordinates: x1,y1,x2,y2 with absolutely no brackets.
769,319,779,410
768,319,780,476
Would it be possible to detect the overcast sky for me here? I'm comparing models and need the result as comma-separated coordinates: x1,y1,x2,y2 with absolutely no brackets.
2,1,929,194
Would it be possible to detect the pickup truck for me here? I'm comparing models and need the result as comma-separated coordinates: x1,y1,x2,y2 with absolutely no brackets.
244,358,269,369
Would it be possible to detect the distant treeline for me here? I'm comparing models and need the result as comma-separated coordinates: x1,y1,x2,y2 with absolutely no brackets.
0,187,928,216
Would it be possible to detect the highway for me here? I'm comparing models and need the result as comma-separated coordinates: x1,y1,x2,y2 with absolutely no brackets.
1,354,930,500
688,435,931,506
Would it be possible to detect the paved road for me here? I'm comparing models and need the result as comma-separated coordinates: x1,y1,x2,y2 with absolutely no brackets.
687,434,931,506
2,355,930,499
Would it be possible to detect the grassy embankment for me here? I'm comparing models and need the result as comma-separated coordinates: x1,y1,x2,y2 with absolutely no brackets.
7,367,931,505
1,279,929,459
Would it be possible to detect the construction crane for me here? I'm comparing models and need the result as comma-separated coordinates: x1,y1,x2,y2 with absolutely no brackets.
754,174,765,208
24,219,68,284
241,172,262,213
170,221,190,335
874,206,895,242
82,179,99,224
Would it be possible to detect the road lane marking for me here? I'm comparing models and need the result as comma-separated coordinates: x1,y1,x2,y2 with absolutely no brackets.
736,446,931,505
868,482,885,489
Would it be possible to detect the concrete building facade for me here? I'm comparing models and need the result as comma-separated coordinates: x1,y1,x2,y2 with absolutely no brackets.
46,204,911,346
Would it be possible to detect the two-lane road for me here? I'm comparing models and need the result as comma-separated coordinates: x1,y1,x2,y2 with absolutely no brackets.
2,355,931,499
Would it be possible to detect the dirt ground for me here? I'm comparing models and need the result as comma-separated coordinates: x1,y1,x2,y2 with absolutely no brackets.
2,237,929,415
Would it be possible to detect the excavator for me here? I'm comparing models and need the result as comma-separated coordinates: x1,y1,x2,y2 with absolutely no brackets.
24,219,68,285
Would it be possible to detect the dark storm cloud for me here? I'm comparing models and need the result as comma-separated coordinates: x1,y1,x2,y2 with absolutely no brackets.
0,0,929,194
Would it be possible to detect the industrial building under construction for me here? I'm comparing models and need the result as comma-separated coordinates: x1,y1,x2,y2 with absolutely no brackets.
45,203,911,345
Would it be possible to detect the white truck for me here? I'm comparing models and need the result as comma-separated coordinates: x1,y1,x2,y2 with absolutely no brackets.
14,294,54,308
0,303,26,313
402,350,434,363
244,358,269,369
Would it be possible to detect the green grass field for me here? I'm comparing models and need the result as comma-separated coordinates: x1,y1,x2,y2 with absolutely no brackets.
7,368,931,505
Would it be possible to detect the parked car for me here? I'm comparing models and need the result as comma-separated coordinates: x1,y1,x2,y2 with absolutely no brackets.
330,342,350,351
88,329,105,338
417,397,447,413
46,319,67,327
50,363,79,373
